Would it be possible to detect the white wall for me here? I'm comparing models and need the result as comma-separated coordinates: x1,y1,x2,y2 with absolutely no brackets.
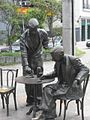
74,0,90,26
74,0,82,27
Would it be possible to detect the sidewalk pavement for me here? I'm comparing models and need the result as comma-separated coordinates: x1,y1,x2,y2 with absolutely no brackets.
0,42,90,120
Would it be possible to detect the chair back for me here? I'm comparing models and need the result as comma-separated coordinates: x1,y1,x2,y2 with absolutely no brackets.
82,73,89,98
0,68,18,88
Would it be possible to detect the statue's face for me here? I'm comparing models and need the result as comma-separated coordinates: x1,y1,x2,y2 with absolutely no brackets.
51,47,64,62
52,52,64,61
29,26,37,34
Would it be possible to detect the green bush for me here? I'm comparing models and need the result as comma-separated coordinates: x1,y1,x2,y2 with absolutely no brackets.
0,48,85,57
0,51,21,57
0,48,85,66
52,27,62,36
43,48,52,53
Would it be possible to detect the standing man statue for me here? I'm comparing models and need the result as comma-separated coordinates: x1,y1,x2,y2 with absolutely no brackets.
20,18,49,106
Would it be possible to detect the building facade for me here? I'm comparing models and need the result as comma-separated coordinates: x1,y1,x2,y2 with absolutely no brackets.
75,0,90,42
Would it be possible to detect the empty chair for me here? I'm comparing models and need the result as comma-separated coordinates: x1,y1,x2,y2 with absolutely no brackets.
57,73,89,120
0,68,18,116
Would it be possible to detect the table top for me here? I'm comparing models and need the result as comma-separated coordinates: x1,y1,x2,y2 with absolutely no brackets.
15,75,55,84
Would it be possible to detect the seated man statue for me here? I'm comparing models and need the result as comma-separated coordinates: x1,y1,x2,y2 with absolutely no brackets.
32,46,89,120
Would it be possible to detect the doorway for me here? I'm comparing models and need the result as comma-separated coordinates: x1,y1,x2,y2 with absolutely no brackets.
81,19,90,41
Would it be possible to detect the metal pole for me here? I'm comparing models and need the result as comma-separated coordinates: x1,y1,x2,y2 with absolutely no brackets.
72,0,74,55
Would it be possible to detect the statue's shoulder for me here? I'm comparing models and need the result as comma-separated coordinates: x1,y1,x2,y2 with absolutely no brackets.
65,54,76,59
38,28,47,35
65,55,80,64
20,29,29,39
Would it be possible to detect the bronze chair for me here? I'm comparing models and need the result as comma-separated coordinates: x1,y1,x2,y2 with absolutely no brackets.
0,68,18,116
57,73,89,120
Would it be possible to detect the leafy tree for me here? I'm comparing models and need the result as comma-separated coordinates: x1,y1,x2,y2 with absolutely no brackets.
0,0,46,48
30,0,62,36
45,0,62,37
20,7,46,29
30,0,62,48
52,27,62,36
0,0,62,48
0,1,21,47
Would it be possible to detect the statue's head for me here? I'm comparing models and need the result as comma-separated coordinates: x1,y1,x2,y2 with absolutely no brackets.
28,18,39,34
28,18,39,28
50,46,64,61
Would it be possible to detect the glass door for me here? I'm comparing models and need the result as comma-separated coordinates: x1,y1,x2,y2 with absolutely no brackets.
81,19,85,41
87,20,90,40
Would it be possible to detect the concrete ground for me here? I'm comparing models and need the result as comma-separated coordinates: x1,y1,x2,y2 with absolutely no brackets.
0,41,90,120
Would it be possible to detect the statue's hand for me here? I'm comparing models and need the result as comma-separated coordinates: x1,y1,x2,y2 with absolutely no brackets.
25,66,34,77
72,79,80,88
25,66,32,74
40,75,46,80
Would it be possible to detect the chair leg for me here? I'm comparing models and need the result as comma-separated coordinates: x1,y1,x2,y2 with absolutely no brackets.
81,99,84,120
59,100,63,116
76,100,80,115
63,100,67,120
6,95,9,116
13,91,17,110
1,94,5,109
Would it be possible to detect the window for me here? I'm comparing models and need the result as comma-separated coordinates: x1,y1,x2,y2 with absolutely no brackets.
83,0,90,9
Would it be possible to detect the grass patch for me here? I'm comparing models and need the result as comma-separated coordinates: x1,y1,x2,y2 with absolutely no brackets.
75,48,86,57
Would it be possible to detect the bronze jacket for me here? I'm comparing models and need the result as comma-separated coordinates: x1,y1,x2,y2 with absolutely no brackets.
20,28,48,74
44,55,89,99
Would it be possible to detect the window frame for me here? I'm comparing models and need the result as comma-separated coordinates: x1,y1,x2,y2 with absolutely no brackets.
83,0,90,10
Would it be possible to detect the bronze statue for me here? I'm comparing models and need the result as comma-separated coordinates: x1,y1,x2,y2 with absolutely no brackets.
20,18,49,106
32,46,89,120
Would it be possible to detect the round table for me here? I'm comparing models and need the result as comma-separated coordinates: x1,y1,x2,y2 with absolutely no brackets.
15,75,55,117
